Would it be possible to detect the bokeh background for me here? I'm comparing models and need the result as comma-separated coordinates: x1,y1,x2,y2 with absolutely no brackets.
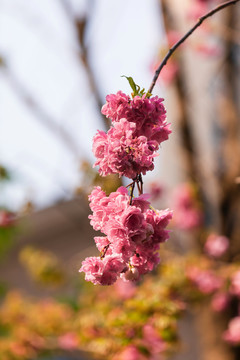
0,0,240,359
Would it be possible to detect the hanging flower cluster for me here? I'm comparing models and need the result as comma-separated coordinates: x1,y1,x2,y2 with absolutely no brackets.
80,186,172,285
80,78,172,285
93,90,171,178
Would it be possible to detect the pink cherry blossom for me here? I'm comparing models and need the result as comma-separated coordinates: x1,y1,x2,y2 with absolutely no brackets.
204,234,229,258
101,91,130,122
172,183,202,230
143,324,167,354
230,271,240,298
58,333,78,350
96,93,171,179
186,266,222,294
81,186,172,285
0,210,15,228
81,88,172,285
114,278,137,299
211,292,230,312
148,182,163,201
93,118,160,179
79,255,125,286
112,345,145,360
223,317,240,345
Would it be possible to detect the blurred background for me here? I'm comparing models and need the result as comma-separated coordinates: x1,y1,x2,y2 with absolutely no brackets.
0,0,240,359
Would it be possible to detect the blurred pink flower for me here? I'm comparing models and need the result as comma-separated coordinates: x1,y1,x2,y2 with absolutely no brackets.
10,343,29,357
172,183,202,230
204,234,229,258
187,266,222,294
143,324,167,354
194,43,221,57
150,59,179,86
160,61,179,86
230,271,240,297
113,345,145,360
223,317,240,344
167,30,182,47
211,292,230,312
114,278,137,299
148,182,163,201
187,1,208,20
0,210,14,228
58,332,78,350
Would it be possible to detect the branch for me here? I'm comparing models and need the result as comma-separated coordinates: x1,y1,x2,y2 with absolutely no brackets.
148,0,240,94
59,0,111,130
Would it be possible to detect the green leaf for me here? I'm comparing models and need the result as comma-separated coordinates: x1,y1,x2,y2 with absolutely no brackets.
121,75,137,95
121,75,152,98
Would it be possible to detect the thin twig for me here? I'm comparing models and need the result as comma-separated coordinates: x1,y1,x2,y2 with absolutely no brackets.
59,0,110,130
126,181,134,188
136,180,141,195
129,182,135,205
148,0,240,94
100,244,110,259
139,174,143,195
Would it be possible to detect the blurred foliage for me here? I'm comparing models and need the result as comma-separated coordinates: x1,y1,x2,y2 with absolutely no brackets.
1,242,240,360
19,246,65,287
75,160,122,197
0,210,17,259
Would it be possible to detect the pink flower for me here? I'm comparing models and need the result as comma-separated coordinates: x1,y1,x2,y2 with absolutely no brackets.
194,43,221,57
58,333,78,350
93,118,159,179
132,193,151,212
101,91,130,122
167,30,182,47
122,266,140,281
79,257,105,285
204,234,229,258
211,292,230,312
172,183,202,230
114,278,137,299
145,209,172,243
96,92,171,179
187,1,208,20
230,271,240,297
81,186,172,285
0,210,15,228
83,86,173,285
159,60,179,86
187,267,222,294
143,324,167,354
79,255,125,286
94,236,110,252
113,345,145,360
148,182,163,201
223,317,240,344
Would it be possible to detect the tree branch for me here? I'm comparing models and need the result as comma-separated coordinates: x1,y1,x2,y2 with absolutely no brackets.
148,0,240,94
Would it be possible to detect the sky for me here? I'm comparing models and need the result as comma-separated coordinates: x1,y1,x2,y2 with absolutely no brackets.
0,0,165,210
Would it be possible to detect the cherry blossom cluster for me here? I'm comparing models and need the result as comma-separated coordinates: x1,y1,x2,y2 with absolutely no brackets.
80,84,172,285
80,186,172,285
93,91,171,179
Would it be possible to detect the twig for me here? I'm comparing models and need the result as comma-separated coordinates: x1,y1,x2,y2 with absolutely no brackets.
129,182,135,205
148,0,240,94
59,0,110,130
